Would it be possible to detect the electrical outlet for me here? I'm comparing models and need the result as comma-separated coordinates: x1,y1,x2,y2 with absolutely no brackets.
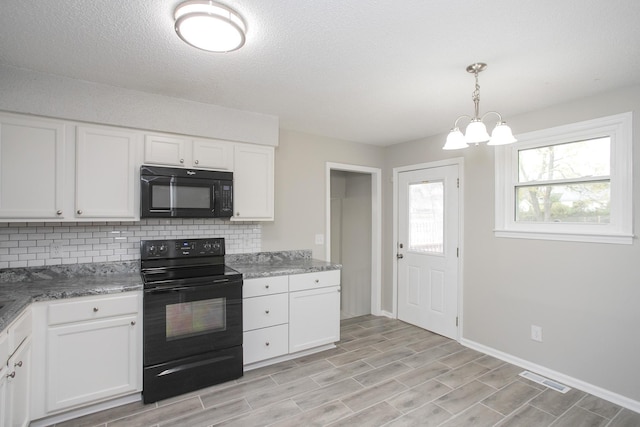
50,243,63,258
531,325,543,342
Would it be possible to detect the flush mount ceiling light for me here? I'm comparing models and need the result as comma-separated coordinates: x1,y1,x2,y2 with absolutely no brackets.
443,63,517,150
174,1,246,52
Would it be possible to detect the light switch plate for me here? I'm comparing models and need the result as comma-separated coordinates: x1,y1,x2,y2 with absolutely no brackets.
315,234,324,245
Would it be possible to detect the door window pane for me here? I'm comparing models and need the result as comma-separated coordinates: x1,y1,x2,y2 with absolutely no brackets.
408,181,444,254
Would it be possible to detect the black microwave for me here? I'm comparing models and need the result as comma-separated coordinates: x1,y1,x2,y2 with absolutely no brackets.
140,165,233,218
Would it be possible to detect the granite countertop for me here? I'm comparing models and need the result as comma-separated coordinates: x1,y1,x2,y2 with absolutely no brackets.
0,250,341,332
226,250,341,279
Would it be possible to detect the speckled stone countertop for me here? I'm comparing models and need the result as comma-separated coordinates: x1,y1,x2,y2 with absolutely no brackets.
226,250,341,279
0,261,142,332
0,251,340,331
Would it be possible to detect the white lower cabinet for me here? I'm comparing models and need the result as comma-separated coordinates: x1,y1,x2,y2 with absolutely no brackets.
242,270,341,367
2,308,32,427
31,292,142,420
242,277,289,365
289,285,341,353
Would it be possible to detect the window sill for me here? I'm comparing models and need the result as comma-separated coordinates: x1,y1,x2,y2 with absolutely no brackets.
494,229,634,245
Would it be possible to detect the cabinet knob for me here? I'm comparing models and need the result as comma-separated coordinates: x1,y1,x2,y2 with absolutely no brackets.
265,285,270,289
265,310,270,314
194,160,199,165
56,210,63,215
315,279,320,283
180,158,184,163
7,371,16,379
14,360,23,368
265,342,270,347
131,321,136,326
236,212,240,216
77,209,83,215
93,307,99,312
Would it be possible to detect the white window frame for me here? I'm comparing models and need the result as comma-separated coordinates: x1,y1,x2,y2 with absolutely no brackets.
495,112,633,244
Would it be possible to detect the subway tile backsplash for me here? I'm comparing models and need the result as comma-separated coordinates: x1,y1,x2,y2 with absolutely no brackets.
0,219,261,269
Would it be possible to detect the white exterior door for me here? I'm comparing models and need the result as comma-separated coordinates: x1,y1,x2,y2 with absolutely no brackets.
397,165,459,339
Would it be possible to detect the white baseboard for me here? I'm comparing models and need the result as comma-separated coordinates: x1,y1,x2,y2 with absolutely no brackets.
30,393,141,427
243,343,336,371
461,337,640,414
380,310,395,319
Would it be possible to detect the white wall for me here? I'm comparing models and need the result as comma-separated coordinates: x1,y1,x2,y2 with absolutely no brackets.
383,85,640,404
0,64,279,146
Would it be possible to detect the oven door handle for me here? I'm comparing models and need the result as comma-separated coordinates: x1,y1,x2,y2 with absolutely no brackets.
145,278,233,294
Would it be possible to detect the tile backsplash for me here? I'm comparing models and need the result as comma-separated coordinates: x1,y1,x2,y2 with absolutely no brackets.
0,219,261,269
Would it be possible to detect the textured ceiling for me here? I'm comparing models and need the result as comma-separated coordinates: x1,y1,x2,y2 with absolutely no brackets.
1,0,640,145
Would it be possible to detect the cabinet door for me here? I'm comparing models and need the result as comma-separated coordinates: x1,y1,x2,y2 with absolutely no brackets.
144,134,189,167
75,126,140,219
46,315,140,413
0,366,6,427
289,285,340,353
192,138,233,170
75,126,139,220
5,338,31,427
0,115,65,219
232,144,274,221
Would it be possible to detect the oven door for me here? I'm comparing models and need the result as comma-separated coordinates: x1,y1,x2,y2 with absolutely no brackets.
143,278,242,367
141,175,216,218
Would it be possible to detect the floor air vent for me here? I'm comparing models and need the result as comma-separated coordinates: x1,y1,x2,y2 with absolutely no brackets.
519,371,571,393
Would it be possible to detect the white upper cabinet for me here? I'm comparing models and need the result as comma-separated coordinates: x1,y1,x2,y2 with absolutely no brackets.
192,138,233,170
143,134,189,167
0,114,65,219
233,143,274,221
144,135,233,170
75,126,140,219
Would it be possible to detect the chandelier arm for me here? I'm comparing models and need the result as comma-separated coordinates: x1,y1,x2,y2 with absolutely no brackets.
453,114,473,129
480,111,504,124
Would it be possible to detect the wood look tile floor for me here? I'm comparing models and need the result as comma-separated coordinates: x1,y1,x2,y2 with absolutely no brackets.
53,316,640,427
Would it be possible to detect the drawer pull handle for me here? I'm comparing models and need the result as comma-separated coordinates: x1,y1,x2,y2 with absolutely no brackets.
7,371,16,379
14,361,23,368
265,342,270,346
93,307,99,312
265,285,270,289
265,310,270,314
131,321,136,326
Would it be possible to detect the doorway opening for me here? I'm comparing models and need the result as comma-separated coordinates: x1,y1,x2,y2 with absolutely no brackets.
326,163,382,318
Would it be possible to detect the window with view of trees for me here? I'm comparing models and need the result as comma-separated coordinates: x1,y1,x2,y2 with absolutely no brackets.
495,113,632,244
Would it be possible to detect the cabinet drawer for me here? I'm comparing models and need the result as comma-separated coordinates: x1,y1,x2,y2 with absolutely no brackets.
243,294,288,331
9,307,32,353
243,276,288,298
243,324,288,365
289,270,341,292
48,293,139,326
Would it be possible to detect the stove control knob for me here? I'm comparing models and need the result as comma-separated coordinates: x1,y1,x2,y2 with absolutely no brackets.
147,244,156,256
212,241,221,252
158,244,167,254
203,242,212,252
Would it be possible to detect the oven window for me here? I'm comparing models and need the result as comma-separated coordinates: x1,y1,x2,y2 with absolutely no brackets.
165,298,226,340
152,185,211,209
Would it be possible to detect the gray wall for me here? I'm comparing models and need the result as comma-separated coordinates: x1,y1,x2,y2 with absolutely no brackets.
260,129,384,259
383,85,640,402
330,171,372,318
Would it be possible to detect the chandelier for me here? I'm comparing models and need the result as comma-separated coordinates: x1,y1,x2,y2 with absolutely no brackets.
174,1,246,53
443,63,516,150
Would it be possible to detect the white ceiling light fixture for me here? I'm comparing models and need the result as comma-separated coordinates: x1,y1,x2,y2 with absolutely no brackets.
174,1,246,53
443,63,517,150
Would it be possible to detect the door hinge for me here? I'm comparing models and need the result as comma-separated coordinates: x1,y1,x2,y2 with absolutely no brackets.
456,247,459,257
456,178,459,188
456,316,459,327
